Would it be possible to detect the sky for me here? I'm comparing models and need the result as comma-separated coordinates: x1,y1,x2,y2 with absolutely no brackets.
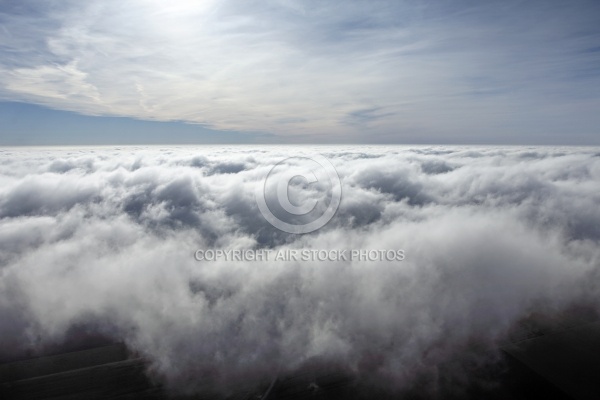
0,0,599,145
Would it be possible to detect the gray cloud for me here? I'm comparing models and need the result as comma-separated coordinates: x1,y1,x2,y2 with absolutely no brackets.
0,145,600,397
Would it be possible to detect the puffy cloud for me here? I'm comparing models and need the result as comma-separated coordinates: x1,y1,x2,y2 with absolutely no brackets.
0,145,600,397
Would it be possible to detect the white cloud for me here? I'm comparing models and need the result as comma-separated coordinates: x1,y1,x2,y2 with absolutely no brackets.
1,145,600,396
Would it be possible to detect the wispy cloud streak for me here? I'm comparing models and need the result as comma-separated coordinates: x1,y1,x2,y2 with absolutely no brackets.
0,0,599,142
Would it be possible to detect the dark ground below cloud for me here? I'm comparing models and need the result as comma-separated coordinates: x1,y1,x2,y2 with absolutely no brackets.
2,308,599,400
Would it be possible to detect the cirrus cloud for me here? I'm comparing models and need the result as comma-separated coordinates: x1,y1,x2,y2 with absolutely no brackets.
1,1,600,143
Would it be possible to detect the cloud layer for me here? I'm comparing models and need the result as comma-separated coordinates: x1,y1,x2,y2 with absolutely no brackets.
1,1,600,142
1,145,600,396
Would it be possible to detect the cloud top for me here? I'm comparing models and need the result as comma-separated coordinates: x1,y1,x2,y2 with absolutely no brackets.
1,145,600,396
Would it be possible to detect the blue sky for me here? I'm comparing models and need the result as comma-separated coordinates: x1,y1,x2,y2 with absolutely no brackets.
0,0,599,144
